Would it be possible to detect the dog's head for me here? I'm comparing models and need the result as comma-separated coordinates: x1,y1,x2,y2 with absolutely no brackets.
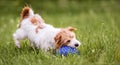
55,27,81,49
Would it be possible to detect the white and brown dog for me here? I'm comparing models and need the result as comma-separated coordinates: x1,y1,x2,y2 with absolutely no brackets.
13,7,81,51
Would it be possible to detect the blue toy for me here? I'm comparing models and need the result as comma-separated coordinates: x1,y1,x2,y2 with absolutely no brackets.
56,45,80,56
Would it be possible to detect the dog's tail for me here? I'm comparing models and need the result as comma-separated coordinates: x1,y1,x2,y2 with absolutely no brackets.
18,6,34,28
21,6,34,19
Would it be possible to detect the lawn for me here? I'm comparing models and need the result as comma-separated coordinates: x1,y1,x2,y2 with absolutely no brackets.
0,0,120,65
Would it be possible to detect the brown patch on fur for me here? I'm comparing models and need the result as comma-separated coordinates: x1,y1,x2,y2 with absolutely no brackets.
35,26,43,33
31,16,44,33
54,29,75,50
31,16,39,25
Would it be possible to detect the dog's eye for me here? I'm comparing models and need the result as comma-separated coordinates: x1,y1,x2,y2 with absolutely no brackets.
66,40,71,43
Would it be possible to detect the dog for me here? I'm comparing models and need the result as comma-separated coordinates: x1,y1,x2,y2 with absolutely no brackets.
13,7,81,52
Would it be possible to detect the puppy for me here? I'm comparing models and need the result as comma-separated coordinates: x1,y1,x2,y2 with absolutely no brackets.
13,7,81,52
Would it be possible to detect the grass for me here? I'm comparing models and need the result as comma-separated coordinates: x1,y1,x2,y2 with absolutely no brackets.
0,0,120,65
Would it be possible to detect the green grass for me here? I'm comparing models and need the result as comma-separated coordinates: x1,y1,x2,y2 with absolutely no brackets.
0,0,120,65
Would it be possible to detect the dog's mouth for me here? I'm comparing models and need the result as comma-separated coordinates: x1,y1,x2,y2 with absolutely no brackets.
73,46,78,49
65,45,78,49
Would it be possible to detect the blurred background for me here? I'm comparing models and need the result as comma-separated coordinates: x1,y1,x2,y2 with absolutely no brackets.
0,0,119,26
0,0,119,15
0,0,119,28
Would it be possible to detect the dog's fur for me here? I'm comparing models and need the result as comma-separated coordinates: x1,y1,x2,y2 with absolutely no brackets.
13,7,81,51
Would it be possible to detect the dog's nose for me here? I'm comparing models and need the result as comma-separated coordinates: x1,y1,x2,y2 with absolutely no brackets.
74,43,79,47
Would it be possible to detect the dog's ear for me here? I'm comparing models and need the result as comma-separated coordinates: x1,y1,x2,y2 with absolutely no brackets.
54,34,64,49
67,27,77,31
